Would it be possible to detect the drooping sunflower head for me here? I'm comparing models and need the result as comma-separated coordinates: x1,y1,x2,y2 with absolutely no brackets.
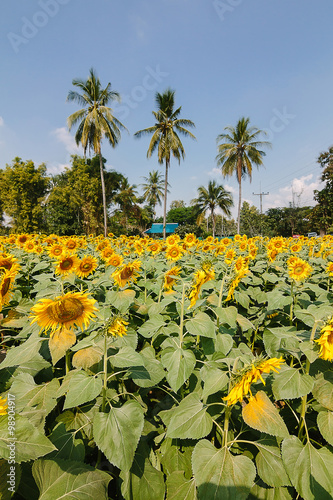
163,266,181,291
106,316,129,338
112,260,142,287
326,262,333,277
0,397,7,416
76,256,98,279
0,254,19,273
55,254,80,276
30,290,98,333
0,268,17,310
315,320,333,361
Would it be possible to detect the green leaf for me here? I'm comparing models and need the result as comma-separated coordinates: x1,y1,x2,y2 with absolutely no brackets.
215,306,237,327
234,290,250,309
263,327,299,358
200,366,229,401
166,393,212,440
249,484,292,499
32,458,110,500
63,371,103,409
0,459,21,499
186,311,216,339
255,437,290,487
129,346,165,388
110,346,144,367
242,392,289,438
120,440,165,500
282,436,333,500
192,439,256,500
0,414,56,463
159,438,193,477
10,374,59,429
317,411,333,445
0,334,43,369
236,314,254,331
272,367,314,400
161,347,196,392
93,400,144,471
138,316,166,338
47,423,85,462
166,471,197,500
106,289,136,313
312,372,333,410
266,290,292,311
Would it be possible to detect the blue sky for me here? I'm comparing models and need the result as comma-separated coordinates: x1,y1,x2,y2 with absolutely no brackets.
1,0,333,219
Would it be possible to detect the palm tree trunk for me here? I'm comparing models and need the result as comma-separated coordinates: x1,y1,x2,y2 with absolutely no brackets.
237,179,242,234
163,159,169,240
211,208,215,238
98,147,108,237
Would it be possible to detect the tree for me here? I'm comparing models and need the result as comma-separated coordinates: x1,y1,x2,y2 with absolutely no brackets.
140,170,165,219
67,68,126,236
46,155,125,236
134,88,196,239
191,180,233,237
216,117,271,234
0,158,50,233
114,178,140,234
310,146,333,234
240,201,265,237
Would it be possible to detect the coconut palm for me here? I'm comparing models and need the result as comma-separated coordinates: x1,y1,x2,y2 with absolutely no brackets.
114,178,138,233
192,180,233,237
67,68,126,237
140,170,166,219
134,88,196,239
216,117,271,234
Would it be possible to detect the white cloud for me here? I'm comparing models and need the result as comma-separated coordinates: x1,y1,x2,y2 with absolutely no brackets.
51,127,81,154
263,174,325,211
0,117,4,127
207,167,222,178
47,162,69,176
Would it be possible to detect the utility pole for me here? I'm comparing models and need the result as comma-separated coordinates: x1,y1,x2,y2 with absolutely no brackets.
253,186,269,235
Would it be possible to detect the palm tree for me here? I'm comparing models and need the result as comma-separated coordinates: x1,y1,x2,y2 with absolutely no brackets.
216,117,271,234
67,68,126,237
192,180,233,237
114,178,138,233
140,170,166,219
134,89,196,239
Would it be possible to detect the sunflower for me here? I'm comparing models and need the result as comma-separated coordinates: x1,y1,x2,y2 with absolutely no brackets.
106,317,129,337
107,254,124,268
100,246,114,260
65,237,79,251
223,357,285,406
134,242,145,256
147,241,161,255
287,257,312,281
48,244,64,259
30,290,98,333
16,234,29,247
0,397,7,416
184,233,197,247
326,262,333,277
225,249,236,265
55,254,80,276
112,260,142,287
165,245,184,261
164,266,181,291
23,240,37,253
315,321,333,361
76,256,98,278
166,234,180,246
0,268,17,309
188,265,215,308
0,254,19,273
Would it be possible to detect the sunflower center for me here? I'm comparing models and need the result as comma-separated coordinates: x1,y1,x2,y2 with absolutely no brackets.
60,259,73,270
1,278,11,296
82,263,92,272
47,298,84,323
121,267,134,279
294,265,304,275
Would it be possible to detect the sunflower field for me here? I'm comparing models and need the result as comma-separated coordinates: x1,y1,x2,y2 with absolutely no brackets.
0,232,333,500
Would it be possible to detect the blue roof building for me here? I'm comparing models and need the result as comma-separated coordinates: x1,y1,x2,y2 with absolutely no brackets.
144,223,178,234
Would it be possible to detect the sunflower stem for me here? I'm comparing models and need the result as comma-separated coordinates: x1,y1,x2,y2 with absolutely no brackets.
179,283,185,347
222,407,231,448
102,334,108,413
65,350,71,374
289,281,294,326
297,321,318,441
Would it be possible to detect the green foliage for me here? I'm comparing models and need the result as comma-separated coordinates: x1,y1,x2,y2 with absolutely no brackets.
0,234,333,498
0,158,50,233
